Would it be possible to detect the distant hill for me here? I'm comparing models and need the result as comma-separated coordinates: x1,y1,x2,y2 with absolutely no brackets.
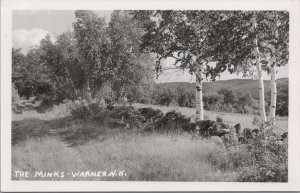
156,78,288,99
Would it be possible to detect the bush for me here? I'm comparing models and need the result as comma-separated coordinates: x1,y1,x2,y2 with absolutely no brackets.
109,105,145,128
67,99,106,119
207,121,288,182
276,82,288,116
155,89,176,106
238,124,288,182
207,140,254,171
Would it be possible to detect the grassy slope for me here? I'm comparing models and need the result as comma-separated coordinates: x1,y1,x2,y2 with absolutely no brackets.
157,78,288,99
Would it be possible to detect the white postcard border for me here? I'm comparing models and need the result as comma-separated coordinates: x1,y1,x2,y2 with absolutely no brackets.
1,0,300,191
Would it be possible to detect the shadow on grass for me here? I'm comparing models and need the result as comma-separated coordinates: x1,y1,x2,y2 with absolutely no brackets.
12,116,143,147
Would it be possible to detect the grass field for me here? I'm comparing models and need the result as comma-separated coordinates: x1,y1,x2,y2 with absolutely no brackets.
12,126,245,181
11,102,288,181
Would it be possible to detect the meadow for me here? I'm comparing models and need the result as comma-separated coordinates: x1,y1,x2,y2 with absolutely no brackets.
11,102,288,182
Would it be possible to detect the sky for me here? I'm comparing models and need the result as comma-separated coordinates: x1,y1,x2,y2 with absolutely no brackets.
12,10,289,83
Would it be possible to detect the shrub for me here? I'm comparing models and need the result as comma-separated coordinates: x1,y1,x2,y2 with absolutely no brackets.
207,141,254,171
67,99,106,119
67,100,90,119
154,89,176,106
203,93,223,110
244,105,254,114
276,82,288,116
109,105,145,129
238,124,288,182
208,121,288,182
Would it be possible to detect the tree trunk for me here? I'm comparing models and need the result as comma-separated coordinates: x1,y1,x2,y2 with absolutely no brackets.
195,63,204,121
253,15,267,122
270,57,277,126
269,15,279,127
83,78,92,103
255,52,267,122
64,66,78,99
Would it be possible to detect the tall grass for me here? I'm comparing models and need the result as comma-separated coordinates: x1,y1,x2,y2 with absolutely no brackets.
12,133,245,181
12,137,86,180
11,101,288,182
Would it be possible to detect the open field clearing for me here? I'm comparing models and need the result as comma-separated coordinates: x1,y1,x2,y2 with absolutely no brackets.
12,133,243,181
11,102,288,182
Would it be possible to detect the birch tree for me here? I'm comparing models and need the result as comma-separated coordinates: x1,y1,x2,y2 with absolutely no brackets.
207,11,273,122
108,11,155,102
257,11,289,126
133,10,225,121
73,10,111,102
252,13,267,122
39,33,83,100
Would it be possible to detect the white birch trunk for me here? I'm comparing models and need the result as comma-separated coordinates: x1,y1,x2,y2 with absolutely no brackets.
84,79,92,103
270,56,277,126
255,48,267,122
253,15,267,122
195,63,204,121
269,15,279,127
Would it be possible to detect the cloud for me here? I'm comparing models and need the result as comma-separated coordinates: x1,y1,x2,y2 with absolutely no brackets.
12,28,53,53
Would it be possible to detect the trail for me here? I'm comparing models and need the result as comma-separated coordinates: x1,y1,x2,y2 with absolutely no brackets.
48,128,86,168
12,103,70,121
12,100,85,167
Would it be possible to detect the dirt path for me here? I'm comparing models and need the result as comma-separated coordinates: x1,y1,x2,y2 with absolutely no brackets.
12,104,70,121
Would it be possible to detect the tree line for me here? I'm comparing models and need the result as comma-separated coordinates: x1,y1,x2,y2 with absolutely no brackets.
12,10,288,127
12,11,155,106
150,82,288,117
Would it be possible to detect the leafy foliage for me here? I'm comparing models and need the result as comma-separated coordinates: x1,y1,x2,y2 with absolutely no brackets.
132,10,229,80
12,48,53,99
239,125,288,182
13,10,155,105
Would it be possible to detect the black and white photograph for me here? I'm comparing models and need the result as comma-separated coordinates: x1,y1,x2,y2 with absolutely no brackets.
1,0,300,191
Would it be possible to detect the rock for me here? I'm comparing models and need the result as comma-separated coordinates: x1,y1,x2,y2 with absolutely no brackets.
215,123,230,130
234,123,242,135
215,129,229,137
281,132,288,141
216,116,223,123
243,128,253,139
238,135,246,144
282,132,288,139
195,120,216,136
139,107,162,120
252,128,260,138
